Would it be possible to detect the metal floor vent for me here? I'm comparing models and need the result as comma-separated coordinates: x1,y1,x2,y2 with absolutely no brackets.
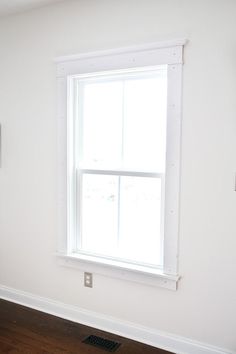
82,334,121,352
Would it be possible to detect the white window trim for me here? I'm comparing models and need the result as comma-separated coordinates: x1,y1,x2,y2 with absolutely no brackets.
56,39,186,291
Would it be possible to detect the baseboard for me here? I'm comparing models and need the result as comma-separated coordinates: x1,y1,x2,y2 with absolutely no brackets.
0,284,234,354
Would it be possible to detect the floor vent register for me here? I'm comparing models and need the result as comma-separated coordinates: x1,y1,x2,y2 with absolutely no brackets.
82,334,121,352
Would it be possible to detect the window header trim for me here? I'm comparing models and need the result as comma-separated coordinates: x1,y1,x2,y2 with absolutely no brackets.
55,38,187,64
55,39,187,78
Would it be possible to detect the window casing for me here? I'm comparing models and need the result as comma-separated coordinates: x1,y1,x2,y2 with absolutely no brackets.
56,40,185,290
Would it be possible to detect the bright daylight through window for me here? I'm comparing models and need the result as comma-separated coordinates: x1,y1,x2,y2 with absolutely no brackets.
57,40,185,289
76,67,167,267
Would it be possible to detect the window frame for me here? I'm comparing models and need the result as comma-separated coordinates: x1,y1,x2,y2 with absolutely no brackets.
56,39,186,290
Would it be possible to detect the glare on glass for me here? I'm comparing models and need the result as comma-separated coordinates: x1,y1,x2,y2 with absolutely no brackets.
81,81,123,167
81,174,118,256
77,66,167,267
79,67,167,171
81,174,162,266
123,75,167,171
119,176,162,266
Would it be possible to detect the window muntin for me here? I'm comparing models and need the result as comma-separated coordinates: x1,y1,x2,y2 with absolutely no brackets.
72,66,168,268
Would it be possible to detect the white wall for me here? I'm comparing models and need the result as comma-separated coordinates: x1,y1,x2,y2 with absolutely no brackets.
0,0,236,352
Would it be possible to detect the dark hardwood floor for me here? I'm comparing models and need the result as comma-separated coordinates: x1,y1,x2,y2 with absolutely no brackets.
0,299,173,354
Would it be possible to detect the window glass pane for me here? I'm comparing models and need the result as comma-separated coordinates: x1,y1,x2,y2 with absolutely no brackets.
119,176,162,266
81,81,123,167
76,67,166,267
123,71,167,172
78,66,167,172
81,174,118,255
80,174,162,266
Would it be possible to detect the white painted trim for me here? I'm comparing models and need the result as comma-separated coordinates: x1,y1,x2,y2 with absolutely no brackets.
54,39,187,63
78,167,163,178
56,253,179,291
163,63,182,275
57,77,67,253
56,42,185,78
0,285,234,354
56,40,185,288
0,124,2,168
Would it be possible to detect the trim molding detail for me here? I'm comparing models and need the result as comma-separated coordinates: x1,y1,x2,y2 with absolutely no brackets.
0,285,234,354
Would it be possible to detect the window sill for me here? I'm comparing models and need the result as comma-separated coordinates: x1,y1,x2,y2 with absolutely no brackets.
56,252,180,290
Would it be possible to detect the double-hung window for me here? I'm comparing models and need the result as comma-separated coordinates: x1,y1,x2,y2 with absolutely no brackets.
56,40,185,290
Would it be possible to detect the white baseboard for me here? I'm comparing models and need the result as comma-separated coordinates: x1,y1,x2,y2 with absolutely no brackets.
0,284,234,354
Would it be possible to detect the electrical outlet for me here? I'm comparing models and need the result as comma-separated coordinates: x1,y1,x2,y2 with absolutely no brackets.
84,272,93,288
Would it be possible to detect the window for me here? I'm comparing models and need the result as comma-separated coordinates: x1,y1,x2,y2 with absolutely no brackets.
56,40,185,290
74,66,167,267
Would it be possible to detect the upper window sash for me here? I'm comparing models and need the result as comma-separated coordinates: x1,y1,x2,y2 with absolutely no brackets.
72,66,167,174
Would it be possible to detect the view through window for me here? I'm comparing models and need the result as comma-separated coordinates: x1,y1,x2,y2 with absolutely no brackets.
73,66,168,267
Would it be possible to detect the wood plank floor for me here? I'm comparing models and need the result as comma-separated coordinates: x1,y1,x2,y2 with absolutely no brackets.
0,299,173,354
